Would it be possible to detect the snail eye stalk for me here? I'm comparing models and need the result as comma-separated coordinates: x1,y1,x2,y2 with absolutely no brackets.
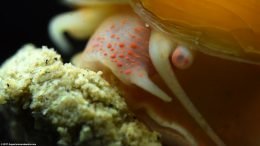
149,30,225,146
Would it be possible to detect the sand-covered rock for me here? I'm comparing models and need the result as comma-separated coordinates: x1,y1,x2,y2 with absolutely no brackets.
0,44,161,146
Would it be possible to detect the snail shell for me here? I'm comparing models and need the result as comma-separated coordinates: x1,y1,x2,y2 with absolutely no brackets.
131,0,260,64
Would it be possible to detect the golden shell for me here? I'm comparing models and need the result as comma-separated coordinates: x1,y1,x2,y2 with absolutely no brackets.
131,0,260,64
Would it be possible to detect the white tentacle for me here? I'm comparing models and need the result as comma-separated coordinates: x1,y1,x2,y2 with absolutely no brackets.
149,30,226,146
49,6,116,54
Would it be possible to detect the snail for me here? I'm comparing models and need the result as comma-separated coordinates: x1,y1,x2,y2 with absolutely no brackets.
49,0,260,146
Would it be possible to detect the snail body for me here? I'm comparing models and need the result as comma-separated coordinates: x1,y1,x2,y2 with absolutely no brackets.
49,1,260,145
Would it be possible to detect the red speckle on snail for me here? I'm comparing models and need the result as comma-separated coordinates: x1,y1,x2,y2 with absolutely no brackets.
79,13,172,102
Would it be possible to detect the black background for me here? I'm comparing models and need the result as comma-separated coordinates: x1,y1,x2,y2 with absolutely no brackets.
0,0,69,63
0,0,70,142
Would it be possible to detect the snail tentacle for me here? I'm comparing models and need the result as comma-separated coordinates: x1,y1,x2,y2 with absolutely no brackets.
149,30,226,146
146,109,198,146
130,70,172,102
49,7,114,54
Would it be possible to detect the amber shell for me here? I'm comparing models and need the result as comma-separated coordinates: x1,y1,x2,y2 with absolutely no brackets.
131,0,260,64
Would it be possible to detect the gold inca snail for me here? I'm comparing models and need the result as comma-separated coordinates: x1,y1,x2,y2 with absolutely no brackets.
49,0,260,145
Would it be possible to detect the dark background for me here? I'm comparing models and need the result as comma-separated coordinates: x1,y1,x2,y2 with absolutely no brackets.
0,0,70,63
0,0,70,143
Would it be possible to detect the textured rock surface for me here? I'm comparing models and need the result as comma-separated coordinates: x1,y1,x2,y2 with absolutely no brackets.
0,44,161,146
